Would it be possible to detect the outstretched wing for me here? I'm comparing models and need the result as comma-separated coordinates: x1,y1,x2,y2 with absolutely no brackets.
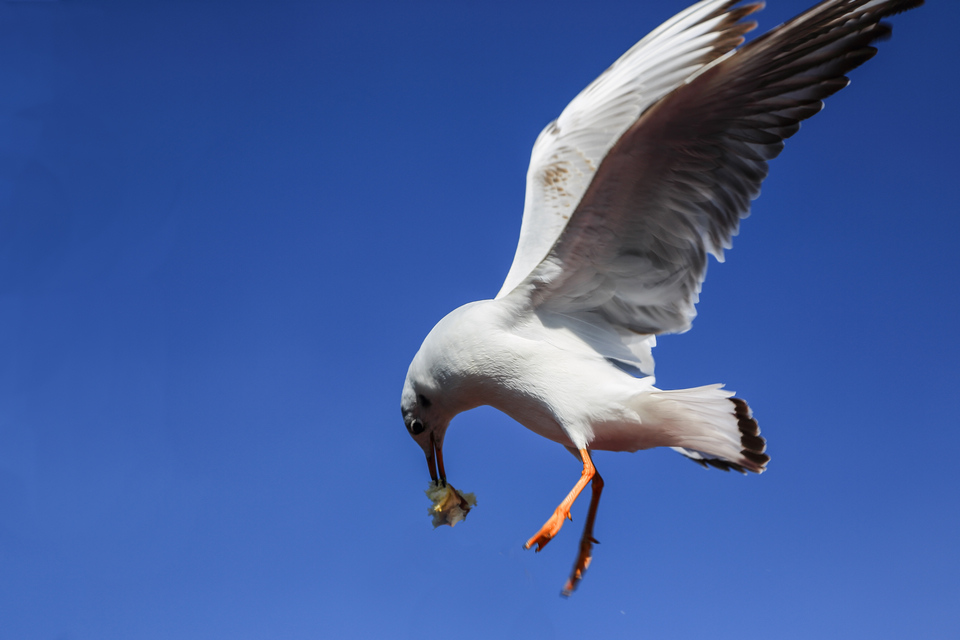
495,0,763,299
516,0,922,337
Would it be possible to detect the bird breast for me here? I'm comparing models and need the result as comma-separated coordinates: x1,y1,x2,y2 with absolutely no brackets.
417,298,648,448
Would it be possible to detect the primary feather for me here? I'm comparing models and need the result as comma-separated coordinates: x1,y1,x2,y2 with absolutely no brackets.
504,0,922,346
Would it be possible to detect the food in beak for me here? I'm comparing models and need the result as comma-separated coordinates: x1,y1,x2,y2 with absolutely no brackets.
425,481,476,528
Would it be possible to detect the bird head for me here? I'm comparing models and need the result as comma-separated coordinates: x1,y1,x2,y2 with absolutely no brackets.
401,356,453,485
401,301,486,484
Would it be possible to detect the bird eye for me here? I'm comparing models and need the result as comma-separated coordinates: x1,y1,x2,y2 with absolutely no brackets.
409,419,425,435
418,394,432,408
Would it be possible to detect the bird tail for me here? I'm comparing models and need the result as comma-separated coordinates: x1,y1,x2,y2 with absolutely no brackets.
640,384,769,474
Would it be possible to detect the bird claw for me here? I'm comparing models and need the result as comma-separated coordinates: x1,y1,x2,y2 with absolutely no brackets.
524,507,570,552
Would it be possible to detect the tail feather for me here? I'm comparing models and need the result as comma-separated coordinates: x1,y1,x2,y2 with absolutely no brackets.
642,384,769,474
674,397,769,474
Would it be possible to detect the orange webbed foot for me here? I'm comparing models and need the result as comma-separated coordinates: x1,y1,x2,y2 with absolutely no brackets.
524,506,573,552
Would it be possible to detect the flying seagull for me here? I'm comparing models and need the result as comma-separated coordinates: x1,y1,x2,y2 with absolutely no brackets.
401,0,922,595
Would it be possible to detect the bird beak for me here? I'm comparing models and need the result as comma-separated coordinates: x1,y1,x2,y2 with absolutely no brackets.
426,431,447,485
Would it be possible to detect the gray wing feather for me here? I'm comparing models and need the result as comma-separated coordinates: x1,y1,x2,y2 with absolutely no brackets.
525,0,922,335
496,0,763,299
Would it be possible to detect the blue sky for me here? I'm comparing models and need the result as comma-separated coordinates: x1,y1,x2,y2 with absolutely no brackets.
1,1,957,638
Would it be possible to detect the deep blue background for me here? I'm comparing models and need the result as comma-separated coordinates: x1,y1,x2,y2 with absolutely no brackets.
1,1,956,638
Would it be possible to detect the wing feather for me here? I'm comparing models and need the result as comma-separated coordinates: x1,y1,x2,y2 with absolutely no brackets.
495,0,763,299
520,0,922,338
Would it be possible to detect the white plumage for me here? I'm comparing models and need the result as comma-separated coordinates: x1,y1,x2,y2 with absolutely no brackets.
400,0,922,595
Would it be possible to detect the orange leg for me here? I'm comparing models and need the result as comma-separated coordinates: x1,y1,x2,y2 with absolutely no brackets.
562,469,603,596
524,449,598,553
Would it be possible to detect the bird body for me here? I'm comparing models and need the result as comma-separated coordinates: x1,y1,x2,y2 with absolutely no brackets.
405,297,655,451
404,296,759,465
400,0,922,595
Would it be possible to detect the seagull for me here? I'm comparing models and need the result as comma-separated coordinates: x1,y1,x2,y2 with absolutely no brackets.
401,0,921,595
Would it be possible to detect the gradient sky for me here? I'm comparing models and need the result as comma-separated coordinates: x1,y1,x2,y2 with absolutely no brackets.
1,1,957,638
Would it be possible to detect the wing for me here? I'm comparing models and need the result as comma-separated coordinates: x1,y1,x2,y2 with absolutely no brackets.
495,0,763,299
517,0,922,336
